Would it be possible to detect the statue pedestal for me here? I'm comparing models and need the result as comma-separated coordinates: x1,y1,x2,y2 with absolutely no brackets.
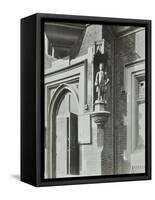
91,101,110,174
91,101,110,146
93,100,107,111
92,100,110,122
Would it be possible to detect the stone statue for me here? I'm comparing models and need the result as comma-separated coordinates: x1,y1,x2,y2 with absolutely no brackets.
95,63,109,103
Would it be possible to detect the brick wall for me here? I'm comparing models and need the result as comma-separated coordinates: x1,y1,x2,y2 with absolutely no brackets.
114,29,145,174
101,26,114,175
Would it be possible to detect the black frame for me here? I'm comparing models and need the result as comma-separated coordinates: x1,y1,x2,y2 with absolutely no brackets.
21,13,151,187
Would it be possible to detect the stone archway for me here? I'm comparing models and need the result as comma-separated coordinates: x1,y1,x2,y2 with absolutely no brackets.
48,84,79,178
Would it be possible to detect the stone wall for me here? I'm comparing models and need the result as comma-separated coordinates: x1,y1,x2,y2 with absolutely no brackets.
78,25,102,56
79,25,114,175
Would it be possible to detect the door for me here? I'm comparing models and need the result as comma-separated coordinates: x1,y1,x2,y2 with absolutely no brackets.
56,116,68,177
55,92,79,177
69,112,79,175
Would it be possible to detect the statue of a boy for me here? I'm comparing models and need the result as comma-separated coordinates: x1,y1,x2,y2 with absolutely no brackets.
95,63,109,103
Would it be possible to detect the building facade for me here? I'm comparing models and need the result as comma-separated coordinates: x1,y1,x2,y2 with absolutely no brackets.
44,23,145,178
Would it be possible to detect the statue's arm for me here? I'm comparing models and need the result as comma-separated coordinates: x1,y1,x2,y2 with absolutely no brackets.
95,72,99,86
105,72,109,85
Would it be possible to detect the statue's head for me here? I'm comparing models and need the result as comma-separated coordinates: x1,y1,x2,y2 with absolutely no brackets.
99,63,104,71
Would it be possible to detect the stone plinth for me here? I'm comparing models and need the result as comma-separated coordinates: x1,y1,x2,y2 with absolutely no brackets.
94,100,107,112
91,110,110,125
91,100,110,166
92,100,110,125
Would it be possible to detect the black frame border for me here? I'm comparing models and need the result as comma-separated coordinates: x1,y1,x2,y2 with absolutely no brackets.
22,13,151,187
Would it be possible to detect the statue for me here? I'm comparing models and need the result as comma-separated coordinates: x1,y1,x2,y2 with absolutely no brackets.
95,63,109,103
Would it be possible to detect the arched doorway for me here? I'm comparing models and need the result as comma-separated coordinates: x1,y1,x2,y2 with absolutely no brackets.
49,85,79,178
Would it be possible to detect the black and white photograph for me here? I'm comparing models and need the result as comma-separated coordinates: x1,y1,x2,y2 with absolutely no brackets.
44,21,147,179
0,0,154,196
